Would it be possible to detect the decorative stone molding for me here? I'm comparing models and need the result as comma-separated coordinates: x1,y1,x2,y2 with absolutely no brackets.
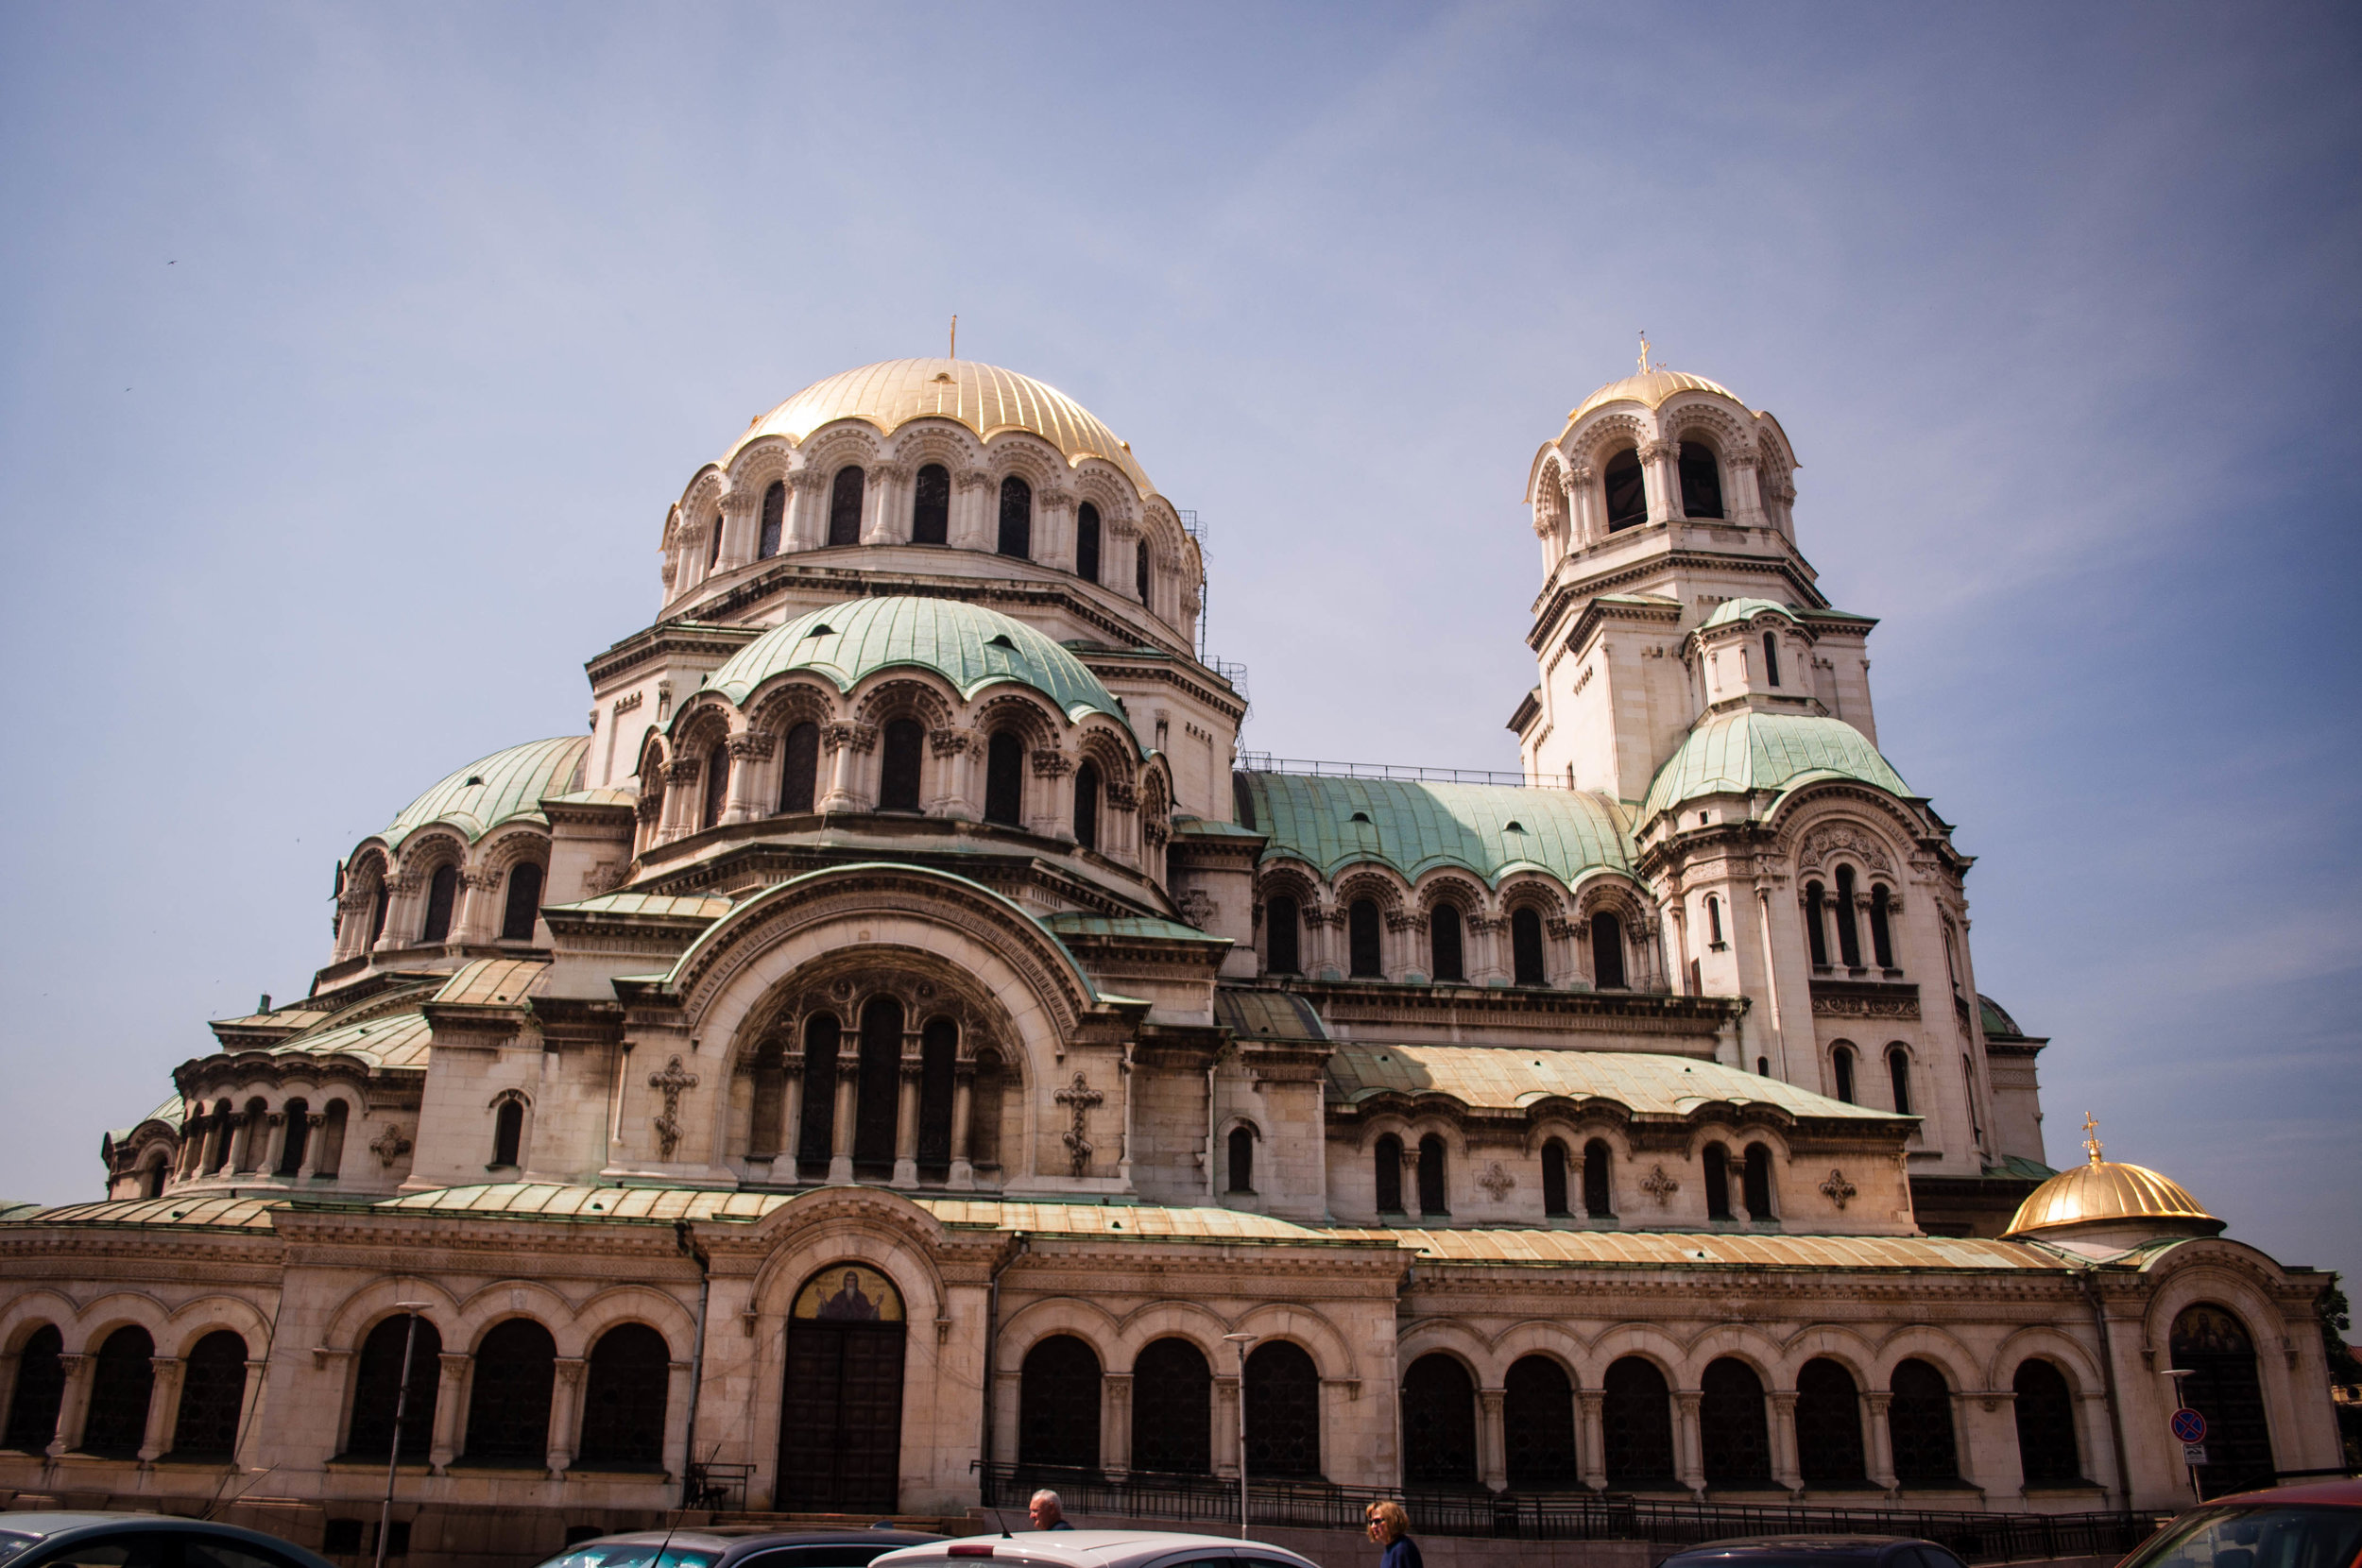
1031,751,1074,778
1175,889,1215,930
1478,1162,1515,1200
1639,1165,1680,1205
1820,1169,1857,1210
369,1124,413,1168
823,722,879,755
930,727,973,758
727,731,776,761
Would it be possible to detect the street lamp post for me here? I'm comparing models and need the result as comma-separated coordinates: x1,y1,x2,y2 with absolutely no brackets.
1222,1333,1258,1541
377,1303,432,1568
2161,1367,2200,1504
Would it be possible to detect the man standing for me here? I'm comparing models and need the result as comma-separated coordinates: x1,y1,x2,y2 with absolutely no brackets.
1028,1491,1073,1531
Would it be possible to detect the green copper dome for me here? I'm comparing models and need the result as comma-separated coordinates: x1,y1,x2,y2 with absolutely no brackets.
703,597,1136,737
1698,597,1801,631
381,736,590,849
1639,708,1910,826
1238,772,1635,888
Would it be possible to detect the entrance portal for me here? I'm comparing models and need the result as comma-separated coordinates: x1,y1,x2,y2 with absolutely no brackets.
778,1263,906,1511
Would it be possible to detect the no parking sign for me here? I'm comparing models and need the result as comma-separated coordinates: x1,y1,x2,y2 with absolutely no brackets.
2172,1407,2208,1465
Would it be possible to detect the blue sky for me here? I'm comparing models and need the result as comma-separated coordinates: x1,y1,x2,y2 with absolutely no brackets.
3,3,2356,1292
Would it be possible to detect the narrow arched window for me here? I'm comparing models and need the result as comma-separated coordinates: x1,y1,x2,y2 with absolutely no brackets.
1888,1358,1960,1484
490,1099,523,1167
912,463,950,545
701,741,729,828
368,882,389,947
500,861,543,942
1265,895,1300,975
879,718,925,812
170,1331,249,1459
1601,1356,1675,1486
1705,895,1722,945
1226,1126,1255,1193
1512,906,1546,986
707,512,723,569
1700,1358,1770,1485
1832,1044,1857,1103
1703,1142,1732,1219
1429,903,1464,982
140,1158,165,1199
1796,1358,1867,1485
1242,1340,1320,1479
82,1325,156,1457
758,480,785,558
984,730,1024,827
2012,1359,2082,1485
1504,1355,1578,1489
1416,1133,1447,1216
465,1319,556,1464
997,475,1032,557
1374,1133,1404,1213
854,995,902,1176
1135,539,1151,603
1131,1338,1211,1475
1603,448,1647,530
420,863,459,944
1804,881,1829,966
796,1013,839,1174
1888,1046,1912,1116
779,721,819,814
1834,865,1862,967
1541,1139,1569,1217
1583,1139,1613,1218
1762,631,1781,687
1072,760,1101,850
916,1017,957,1178
1590,912,1626,988
1869,885,1894,969
828,466,864,546
3,1324,65,1453
1401,1353,1478,1487
317,1099,348,1178
1076,502,1101,582
348,1316,441,1461
1018,1336,1102,1470
276,1099,310,1176
577,1323,669,1468
1741,1144,1773,1219
1348,898,1382,978
1680,443,1723,519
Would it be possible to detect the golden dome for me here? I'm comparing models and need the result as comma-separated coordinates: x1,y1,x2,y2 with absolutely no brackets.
2002,1157,2218,1238
726,358,1155,496
1567,367,1741,425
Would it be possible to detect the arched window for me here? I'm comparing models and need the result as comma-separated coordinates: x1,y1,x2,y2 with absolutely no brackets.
1590,912,1626,989
984,730,1024,827
1600,1356,1675,1487
1887,1046,1913,1116
1075,502,1101,582
1511,907,1546,986
916,1018,957,1180
139,1157,165,1199
1832,1044,1857,1104
276,1099,310,1176
1762,631,1781,687
1889,1358,1960,1485
1348,898,1383,978
1018,1335,1101,1471
1834,865,1862,967
1795,1357,1866,1485
4,1324,65,1453
1602,449,1647,531
1705,895,1722,945
2012,1360,2082,1485
1804,882,1829,967
236,1098,268,1171
465,1319,556,1464
1242,1340,1319,1478
2171,1304,2274,1494
170,1330,248,1458
1130,1338,1210,1475
702,741,730,829
997,475,1032,558
317,1099,349,1179
1703,1142,1732,1219
420,863,460,944
490,1099,523,1168
796,1013,840,1175
779,721,820,814
1429,903,1464,982
1374,1133,1404,1214
1583,1139,1614,1219
207,1099,233,1173
1541,1139,1570,1217
1504,1355,1578,1489
1400,1354,1477,1487
1265,895,1301,975
879,719,924,812
748,1038,787,1160
1869,885,1894,969
759,480,786,558
1700,1358,1771,1486
577,1323,669,1469
368,881,389,947
500,861,544,942
1679,443,1723,519
707,513,723,570
1226,1126,1255,1194
912,464,950,546
82,1325,156,1457
347,1315,441,1460
828,466,864,547
854,996,902,1178
1072,761,1101,851
1741,1144,1774,1220
1416,1133,1447,1216
1134,539,1151,604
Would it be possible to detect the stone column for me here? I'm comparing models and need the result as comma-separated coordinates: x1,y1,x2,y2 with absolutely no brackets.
48,1353,94,1457
297,1114,327,1181
548,1356,586,1475
1030,752,1074,840
1035,490,1073,572
1726,452,1767,527
142,1356,182,1463
373,871,423,953
1102,1372,1132,1476
232,1358,269,1470
261,1111,289,1177
785,469,827,552
779,1065,804,1174
1213,1373,1241,1477
660,757,704,843
1566,464,1598,547
1479,1387,1507,1492
930,729,975,819
1576,1388,1607,1491
1862,1390,1896,1491
829,1062,858,1185
993,1368,1023,1468
1640,439,1679,525
453,867,501,944
429,1352,470,1473
1675,1388,1705,1494
893,1059,922,1186
819,723,875,814
949,1070,976,1190
952,469,992,551
1769,1389,1802,1492
723,731,775,825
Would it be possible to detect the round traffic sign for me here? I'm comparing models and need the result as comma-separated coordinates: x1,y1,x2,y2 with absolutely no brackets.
2171,1407,2208,1443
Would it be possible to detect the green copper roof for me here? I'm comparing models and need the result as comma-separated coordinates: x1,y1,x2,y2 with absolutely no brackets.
703,597,1135,737
1238,772,1634,888
1639,709,1911,825
1699,597,1801,631
265,1010,433,1070
381,736,590,849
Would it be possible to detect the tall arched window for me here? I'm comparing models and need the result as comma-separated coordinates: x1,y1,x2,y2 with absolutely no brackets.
1018,1335,1101,1470
1699,1357,1771,1486
1583,1139,1613,1219
420,863,460,944
1679,442,1723,519
276,1099,310,1176
879,719,924,812
139,1157,165,1199
490,1099,523,1167
828,466,864,547
207,1099,233,1173
501,861,544,942
758,480,786,558
4,1324,65,1453
1075,502,1101,582
779,721,820,814
82,1325,156,1457
1762,631,1781,687
1374,1133,1404,1214
1134,539,1151,604
997,475,1032,558
1429,903,1464,982
1832,1044,1857,1104
236,1098,268,1171
1889,1358,1960,1485
984,731,1024,827
748,1038,787,1160
368,881,389,948
1131,1338,1211,1475
1600,1356,1675,1487
465,1319,556,1464
1348,899,1382,978
1804,882,1829,966
1072,761,1101,851
1703,1142,1732,1219
317,1099,348,1179
1512,906,1546,985
1869,885,1894,969
1265,895,1301,975
577,1323,669,1468
1504,1355,1577,1490
1541,1139,1570,1217
1705,895,1723,945
1602,449,1647,531
2172,1304,2274,1494
1242,1340,1319,1478
1416,1133,1447,1216
707,513,723,569
702,741,730,828
796,1013,840,1175
347,1315,441,1460
1888,1046,1913,1116
916,1018,957,1180
1590,912,1626,989
2012,1360,2082,1485
1741,1144,1774,1220
1834,865,1862,967
1795,1357,1866,1485
854,996,902,1177
170,1330,249,1459
1400,1354,1477,1487
912,464,950,545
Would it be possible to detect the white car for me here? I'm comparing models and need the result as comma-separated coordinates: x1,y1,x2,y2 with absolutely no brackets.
870,1532,1322,1568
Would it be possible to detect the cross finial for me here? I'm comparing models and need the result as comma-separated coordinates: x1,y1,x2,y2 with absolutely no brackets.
949,315,957,359
1637,330,1653,375
2082,1111,2103,1166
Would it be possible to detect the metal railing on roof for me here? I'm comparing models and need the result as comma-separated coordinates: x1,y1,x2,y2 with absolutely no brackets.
1237,753,1572,790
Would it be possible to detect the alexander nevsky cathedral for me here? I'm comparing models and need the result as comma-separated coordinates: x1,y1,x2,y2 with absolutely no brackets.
1,353,2344,1544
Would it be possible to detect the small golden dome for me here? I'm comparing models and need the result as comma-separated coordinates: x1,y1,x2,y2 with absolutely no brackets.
1567,367,1741,426
2002,1156,2218,1238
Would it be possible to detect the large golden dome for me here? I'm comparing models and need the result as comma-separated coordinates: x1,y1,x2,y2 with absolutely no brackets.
1567,367,1739,425
726,358,1155,496
2003,1154,2218,1239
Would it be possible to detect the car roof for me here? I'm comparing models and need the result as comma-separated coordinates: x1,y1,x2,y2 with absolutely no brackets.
1670,1541,1919,1556
0,1515,336,1566
874,1532,1317,1568
2211,1479,2362,1509
582,1531,946,1552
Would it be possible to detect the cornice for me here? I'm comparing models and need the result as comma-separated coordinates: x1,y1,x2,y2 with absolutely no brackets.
1530,549,1827,653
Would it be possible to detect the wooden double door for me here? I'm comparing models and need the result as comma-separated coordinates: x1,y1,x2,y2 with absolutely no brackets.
777,1271,907,1511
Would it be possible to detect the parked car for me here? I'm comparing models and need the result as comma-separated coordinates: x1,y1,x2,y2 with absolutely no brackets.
870,1532,1321,1568
2110,1478,2362,1568
0,1513,340,1568
529,1528,946,1568
1655,1539,1972,1568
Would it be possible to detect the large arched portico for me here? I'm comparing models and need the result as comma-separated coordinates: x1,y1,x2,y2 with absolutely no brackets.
778,1261,908,1511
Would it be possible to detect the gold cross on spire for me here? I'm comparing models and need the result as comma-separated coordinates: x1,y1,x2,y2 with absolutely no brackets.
1637,331,1653,375
2082,1111,2103,1166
